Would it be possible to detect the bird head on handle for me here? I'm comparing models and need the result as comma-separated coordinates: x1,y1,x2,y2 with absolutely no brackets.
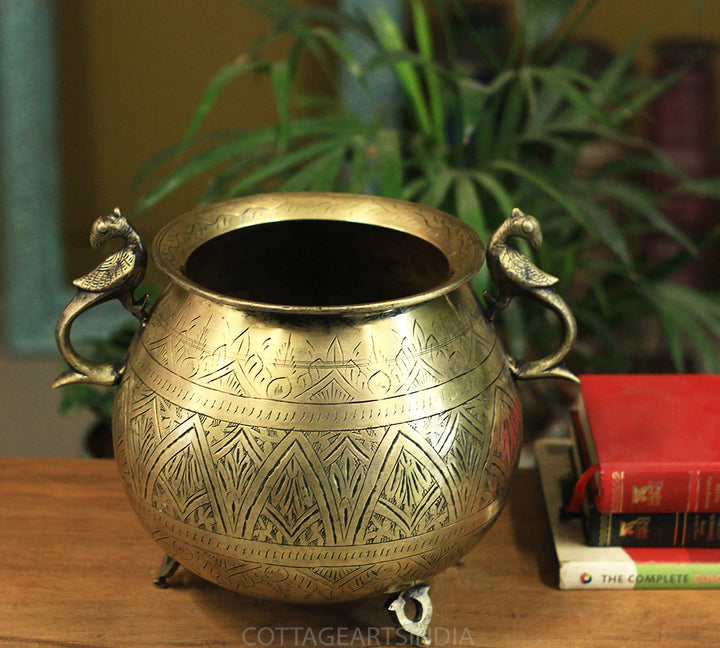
89,207,128,248
509,208,543,249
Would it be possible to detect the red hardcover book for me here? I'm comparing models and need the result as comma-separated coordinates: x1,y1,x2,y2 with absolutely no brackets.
569,374,720,514
537,438,720,589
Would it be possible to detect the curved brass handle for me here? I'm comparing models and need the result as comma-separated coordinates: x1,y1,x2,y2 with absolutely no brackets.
483,208,578,383
52,209,148,388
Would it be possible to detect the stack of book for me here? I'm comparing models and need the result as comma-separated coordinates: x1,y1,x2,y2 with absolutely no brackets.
536,374,720,590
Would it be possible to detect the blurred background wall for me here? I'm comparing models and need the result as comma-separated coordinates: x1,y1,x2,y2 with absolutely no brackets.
1,0,719,456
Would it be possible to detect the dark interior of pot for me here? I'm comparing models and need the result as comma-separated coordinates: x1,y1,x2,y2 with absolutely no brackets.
184,219,451,306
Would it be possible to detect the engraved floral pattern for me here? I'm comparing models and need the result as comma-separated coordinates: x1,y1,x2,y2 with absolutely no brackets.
112,278,520,602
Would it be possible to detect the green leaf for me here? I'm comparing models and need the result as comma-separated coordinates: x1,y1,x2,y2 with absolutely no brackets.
271,61,292,153
417,167,453,208
497,296,528,359
475,84,505,163
513,0,583,53
134,116,367,211
600,180,697,252
240,0,293,21
59,383,115,419
439,0,503,72
492,78,526,159
279,146,346,192
571,303,628,371
401,177,429,202
524,72,568,134
181,58,270,151
199,147,274,204
595,30,643,97
490,159,585,220
682,318,720,372
310,26,363,79
346,140,370,194
534,0,599,64
609,63,689,123
454,173,487,243
468,170,515,218
671,286,720,337
376,128,403,199
134,128,278,213
531,68,610,126
544,122,646,148
589,153,680,182
286,9,367,87
570,195,632,267
227,135,355,196
458,78,490,143
410,0,445,145
588,276,612,319
517,132,576,155
640,281,720,372
670,177,720,199
132,130,240,193
658,308,686,372
366,6,432,136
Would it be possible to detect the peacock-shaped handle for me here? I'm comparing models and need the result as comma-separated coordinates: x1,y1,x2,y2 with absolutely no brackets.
484,208,578,383
52,209,148,388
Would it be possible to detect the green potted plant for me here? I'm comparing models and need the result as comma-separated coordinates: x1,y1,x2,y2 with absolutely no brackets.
133,0,720,375
65,0,720,450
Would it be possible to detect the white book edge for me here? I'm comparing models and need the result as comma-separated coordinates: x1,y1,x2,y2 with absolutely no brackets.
535,438,637,589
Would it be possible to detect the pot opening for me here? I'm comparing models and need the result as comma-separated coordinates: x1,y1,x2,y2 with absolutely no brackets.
183,219,451,307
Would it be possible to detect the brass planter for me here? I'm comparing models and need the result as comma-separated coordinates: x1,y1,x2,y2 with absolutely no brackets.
54,193,576,630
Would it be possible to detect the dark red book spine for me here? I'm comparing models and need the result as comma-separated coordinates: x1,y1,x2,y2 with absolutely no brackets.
592,465,720,514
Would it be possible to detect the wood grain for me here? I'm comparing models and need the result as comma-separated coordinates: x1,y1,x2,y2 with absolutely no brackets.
0,458,715,647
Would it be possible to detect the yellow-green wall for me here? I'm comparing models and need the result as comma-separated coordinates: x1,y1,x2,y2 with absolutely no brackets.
570,0,720,72
58,0,305,278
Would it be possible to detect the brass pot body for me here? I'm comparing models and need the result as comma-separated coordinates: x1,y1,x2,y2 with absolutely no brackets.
54,193,577,603
115,279,519,603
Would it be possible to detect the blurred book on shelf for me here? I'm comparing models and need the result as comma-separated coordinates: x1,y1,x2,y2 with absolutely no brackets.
536,437,720,589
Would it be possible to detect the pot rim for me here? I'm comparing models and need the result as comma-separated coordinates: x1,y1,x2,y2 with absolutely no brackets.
152,192,484,315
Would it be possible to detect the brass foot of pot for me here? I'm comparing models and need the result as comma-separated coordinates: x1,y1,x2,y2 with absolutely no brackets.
153,554,180,588
386,584,433,645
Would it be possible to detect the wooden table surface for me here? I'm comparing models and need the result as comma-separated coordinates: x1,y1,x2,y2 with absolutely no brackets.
1,458,716,648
